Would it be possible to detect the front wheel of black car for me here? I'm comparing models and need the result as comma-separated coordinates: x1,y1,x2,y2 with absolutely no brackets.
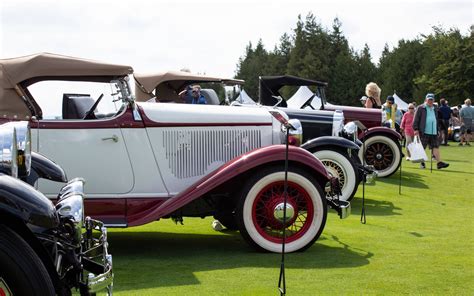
0,224,55,296
359,135,401,177
312,150,359,201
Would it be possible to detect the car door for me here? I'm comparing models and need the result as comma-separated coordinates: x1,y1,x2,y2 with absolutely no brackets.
32,119,135,196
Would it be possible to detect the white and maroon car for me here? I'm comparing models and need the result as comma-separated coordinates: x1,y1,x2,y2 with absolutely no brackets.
0,53,349,253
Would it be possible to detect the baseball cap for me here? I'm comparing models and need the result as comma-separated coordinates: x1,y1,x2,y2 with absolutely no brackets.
425,93,435,100
386,96,395,103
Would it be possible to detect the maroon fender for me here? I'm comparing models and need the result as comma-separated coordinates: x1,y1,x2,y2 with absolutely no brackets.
128,145,330,226
358,126,402,141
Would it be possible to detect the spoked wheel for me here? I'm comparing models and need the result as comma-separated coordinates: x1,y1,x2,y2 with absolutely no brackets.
359,135,401,177
312,150,358,201
237,166,327,253
0,225,55,296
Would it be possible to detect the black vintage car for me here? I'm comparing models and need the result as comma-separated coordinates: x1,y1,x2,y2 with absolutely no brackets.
0,122,113,296
234,76,377,201
257,75,402,178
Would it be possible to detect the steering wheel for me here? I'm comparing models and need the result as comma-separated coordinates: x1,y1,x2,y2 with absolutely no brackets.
83,94,104,120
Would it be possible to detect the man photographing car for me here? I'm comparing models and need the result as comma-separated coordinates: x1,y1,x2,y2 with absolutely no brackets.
412,93,449,169
191,85,207,104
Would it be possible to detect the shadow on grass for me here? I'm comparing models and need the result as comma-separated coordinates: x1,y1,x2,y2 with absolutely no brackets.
376,170,428,189
350,197,402,216
108,231,372,291
439,169,474,175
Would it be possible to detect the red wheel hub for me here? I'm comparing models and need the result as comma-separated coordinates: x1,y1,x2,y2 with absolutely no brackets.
252,181,314,243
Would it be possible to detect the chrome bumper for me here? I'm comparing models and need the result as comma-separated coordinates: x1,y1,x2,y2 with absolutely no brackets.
82,217,114,295
325,177,351,219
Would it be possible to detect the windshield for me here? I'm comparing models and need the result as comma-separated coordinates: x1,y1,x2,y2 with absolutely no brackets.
28,79,128,120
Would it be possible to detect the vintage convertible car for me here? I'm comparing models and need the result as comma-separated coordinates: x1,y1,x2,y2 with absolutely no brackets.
134,71,371,202
0,53,349,253
258,75,402,177
0,122,113,296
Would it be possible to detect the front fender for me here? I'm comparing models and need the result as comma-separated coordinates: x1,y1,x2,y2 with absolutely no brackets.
359,126,402,140
128,145,330,226
0,174,58,230
24,152,68,186
301,136,360,151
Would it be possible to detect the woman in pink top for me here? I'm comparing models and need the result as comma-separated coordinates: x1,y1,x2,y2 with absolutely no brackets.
401,103,416,159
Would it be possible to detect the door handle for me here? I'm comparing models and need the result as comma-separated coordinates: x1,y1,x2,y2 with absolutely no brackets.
102,135,119,142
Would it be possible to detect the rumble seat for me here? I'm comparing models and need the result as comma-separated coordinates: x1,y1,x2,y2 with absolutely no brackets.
62,93,95,119
200,89,220,105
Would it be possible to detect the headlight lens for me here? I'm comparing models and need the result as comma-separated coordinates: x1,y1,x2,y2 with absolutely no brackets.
332,110,345,136
2,121,31,177
287,119,303,146
0,126,19,178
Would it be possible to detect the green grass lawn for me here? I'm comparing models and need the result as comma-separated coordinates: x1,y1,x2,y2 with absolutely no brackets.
106,145,473,295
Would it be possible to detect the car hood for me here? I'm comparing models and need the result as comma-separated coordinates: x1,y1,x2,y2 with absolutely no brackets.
138,102,274,125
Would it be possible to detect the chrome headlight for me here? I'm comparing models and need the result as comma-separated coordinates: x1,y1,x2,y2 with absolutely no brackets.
0,126,19,178
343,122,358,135
2,121,31,177
287,119,303,146
57,178,86,243
56,194,84,243
332,110,345,136
58,177,85,200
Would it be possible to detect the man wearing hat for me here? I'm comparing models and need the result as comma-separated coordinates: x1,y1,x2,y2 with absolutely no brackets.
412,93,449,169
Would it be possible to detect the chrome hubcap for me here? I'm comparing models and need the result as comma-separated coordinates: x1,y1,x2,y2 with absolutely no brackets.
273,202,295,223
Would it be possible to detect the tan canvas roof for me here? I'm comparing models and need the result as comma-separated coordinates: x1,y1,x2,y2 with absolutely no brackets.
134,71,244,101
0,53,133,119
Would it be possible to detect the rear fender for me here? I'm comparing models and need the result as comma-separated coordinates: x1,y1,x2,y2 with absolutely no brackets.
359,127,402,141
128,145,330,226
301,136,360,151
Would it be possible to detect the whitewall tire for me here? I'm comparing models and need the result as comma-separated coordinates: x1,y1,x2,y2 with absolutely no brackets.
313,150,358,201
358,135,401,177
237,167,327,253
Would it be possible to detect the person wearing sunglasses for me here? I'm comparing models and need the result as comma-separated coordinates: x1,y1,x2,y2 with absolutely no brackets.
401,103,416,160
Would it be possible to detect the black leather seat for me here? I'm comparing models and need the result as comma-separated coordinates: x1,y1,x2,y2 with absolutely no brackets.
62,93,95,119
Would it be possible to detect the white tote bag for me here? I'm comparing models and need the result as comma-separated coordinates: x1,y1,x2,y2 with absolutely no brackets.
407,136,428,163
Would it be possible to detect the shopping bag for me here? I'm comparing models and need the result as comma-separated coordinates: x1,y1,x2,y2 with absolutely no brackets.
407,136,427,163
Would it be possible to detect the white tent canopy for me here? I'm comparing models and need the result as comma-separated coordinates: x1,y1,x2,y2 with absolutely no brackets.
393,93,409,111
235,89,256,104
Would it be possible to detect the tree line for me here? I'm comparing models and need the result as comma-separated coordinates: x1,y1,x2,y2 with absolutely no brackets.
235,13,473,106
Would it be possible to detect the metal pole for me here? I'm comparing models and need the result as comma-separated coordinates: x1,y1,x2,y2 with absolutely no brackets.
360,129,367,224
399,154,402,195
278,127,290,295
430,121,434,173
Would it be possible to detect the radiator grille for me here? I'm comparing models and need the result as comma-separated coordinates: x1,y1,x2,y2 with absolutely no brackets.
163,129,261,179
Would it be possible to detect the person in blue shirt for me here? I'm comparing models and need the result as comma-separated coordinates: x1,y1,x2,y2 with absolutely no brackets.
412,93,449,169
190,85,207,104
